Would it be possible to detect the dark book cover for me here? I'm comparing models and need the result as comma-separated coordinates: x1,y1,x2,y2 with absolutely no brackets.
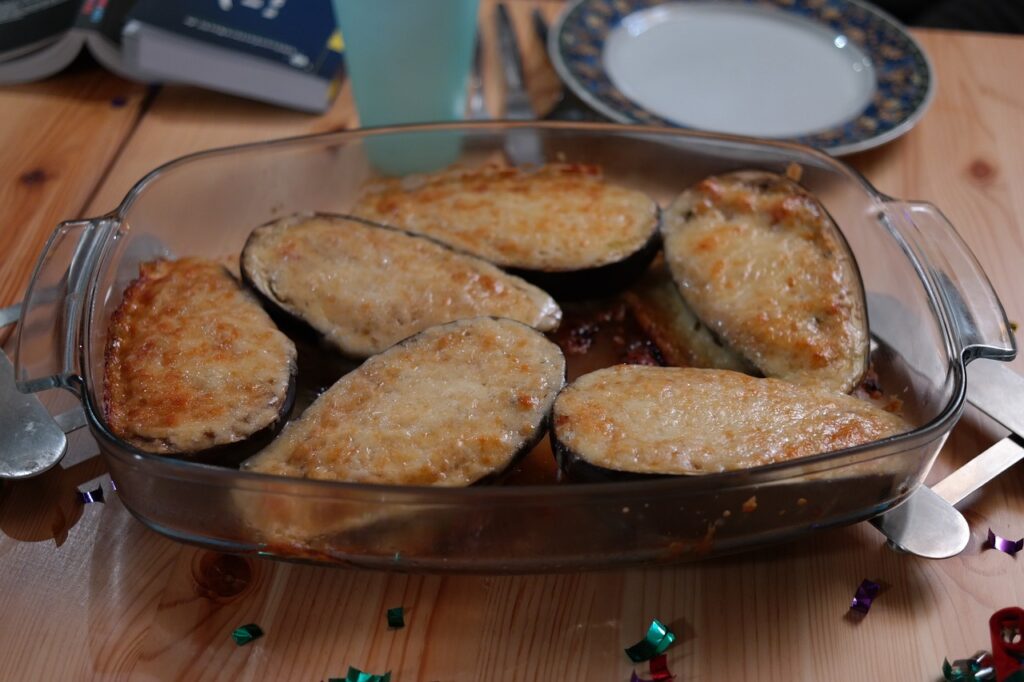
125,0,342,81
0,0,79,54
75,0,137,45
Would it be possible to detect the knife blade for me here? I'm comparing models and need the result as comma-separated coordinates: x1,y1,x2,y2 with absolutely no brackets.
467,34,488,120
496,3,535,119
966,358,1024,436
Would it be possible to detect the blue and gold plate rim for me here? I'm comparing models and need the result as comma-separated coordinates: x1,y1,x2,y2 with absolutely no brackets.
549,0,935,156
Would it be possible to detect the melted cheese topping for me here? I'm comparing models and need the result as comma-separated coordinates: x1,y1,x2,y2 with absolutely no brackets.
662,172,868,392
553,366,908,475
243,317,566,486
104,258,296,454
352,163,659,271
623,259,756,372
242,214,561,357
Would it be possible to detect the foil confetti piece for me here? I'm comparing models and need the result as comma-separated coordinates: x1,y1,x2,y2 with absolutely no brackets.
77,486,104,504
849,579,880,615
985,529,1023,556
343,667,391,682
386,606,405,629
629,657,674,682
649,653,674,680
625,619,676,663
231,623,263,646
942,651,995,681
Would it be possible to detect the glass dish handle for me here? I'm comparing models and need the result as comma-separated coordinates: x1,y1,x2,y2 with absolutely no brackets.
15,218,113,395
885,200,1016,364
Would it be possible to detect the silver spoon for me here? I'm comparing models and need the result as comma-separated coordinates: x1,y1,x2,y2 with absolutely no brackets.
0,303,86,479
871,360,1024,558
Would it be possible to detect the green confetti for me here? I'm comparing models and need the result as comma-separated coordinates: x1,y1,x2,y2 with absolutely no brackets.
387,606,405,629
942,652,995,681
344,666,392,682
231,623,264,646
624,619,676,663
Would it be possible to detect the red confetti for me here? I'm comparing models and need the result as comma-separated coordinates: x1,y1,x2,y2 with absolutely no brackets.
649,654,674,680
630,654,674,682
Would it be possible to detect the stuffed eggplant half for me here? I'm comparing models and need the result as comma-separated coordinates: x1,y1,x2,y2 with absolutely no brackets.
243,317,567,486
351,164,661,298
241,213,562,358
661,171,869,393
104,258,297,459
623,258,758,373
551,366,908,481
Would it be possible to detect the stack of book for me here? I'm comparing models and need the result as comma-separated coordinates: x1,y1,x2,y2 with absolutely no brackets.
0,0,343,112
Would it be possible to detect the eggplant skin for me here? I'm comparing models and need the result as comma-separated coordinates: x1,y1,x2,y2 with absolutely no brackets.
242,317,567,487
661,171,869,393
351,163,661,298
551,366,909,479
103,258,297,459
508,228,661,301
240,213,562,358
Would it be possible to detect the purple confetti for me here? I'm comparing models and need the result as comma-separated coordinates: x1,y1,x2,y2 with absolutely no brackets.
849,579,880,614
985,529,1023,556
110,95,127,108
77,486,104,504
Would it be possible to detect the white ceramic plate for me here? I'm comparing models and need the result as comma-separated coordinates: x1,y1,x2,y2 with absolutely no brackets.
551,0,934,155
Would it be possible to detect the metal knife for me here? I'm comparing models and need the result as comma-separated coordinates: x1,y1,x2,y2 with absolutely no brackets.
467,34,488,120
496,3,545,166
871,359,1024,558
495,2,535,120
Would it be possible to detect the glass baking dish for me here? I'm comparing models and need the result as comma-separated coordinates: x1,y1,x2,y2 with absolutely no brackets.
13,122,1015,572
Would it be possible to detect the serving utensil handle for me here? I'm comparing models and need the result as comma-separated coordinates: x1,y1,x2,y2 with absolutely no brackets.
883,200,1016,365
15,218,114,396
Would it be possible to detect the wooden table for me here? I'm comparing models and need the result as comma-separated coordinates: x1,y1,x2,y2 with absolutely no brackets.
2,3,1024,679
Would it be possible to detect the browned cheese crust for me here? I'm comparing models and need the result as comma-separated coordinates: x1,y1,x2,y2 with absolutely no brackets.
553,366,908,475
241,214,562,357
661,172,868,392
623,258,757,372
351,163,659,271
242,317,566,486
104,258,296,454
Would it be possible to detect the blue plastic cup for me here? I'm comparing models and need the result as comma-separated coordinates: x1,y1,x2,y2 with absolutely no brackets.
333,0,481,173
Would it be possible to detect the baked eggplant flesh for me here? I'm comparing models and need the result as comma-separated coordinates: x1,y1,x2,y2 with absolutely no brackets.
104,258,297,458
661,171,869,393
242,317,567,486
351,163,661,297
623,258,758,373
241,213,562,358
551,366,908,480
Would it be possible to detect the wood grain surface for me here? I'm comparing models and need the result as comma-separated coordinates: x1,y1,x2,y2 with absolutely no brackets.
0,66,147,317
1,5,1024,679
